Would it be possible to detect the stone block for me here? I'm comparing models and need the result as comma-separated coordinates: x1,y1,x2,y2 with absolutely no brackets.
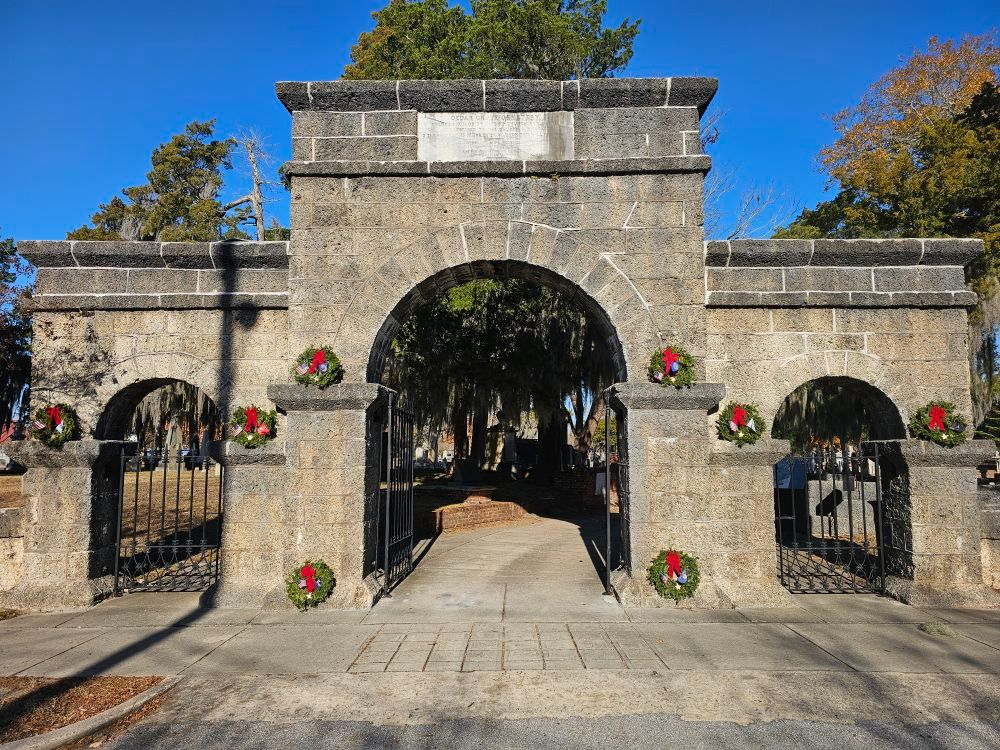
292,111,363,137
628,201,684,228
292,138,313,161
667,77,719,112
36,268,128,295
72,241,165,268
648,131,685,156
275,81,310,111
574,107,698,135
484,79,562,111
873,267,967,292
707,267,783,292
310,80,398,111
921,238,984,266
198,269,288,294
17,240,77,268
126,269,198,294
364,110,418,137
161,242,215,269
399,80,483,111
785,267,873,293
812,239,922,266
625,227,703,255
770,308,834,332
683,132,703,156
577,78,670,108
725,239,813,268
314,136,418,161
574,132,647,159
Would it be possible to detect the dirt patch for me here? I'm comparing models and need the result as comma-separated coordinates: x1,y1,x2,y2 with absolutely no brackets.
0,675,161,743
61,689,171,750
0,609,19,621
0,474,22,508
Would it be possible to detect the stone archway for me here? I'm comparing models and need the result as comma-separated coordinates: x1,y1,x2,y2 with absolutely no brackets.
329,220,664,384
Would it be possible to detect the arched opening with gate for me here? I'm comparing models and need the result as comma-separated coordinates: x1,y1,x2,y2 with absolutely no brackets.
360,259,633,605
771,376,911,593
97,379,225,594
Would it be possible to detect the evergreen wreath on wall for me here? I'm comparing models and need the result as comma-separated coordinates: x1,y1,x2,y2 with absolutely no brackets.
286,560,336,611
648,345,695,388
30,404,79,448
908,401,968,447
716,401,764,446
227,405,277,449
293,346,344,389
648,549,700,602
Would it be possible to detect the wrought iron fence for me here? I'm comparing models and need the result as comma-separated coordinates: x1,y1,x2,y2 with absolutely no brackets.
113,446,223,593
773,445,887,593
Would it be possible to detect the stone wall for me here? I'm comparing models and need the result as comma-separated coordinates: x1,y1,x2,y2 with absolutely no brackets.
705,239,981,422
6,77,996,611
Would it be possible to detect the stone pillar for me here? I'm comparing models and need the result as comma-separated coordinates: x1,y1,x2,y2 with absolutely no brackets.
881,439,999,607
610,382,791,608
264,383,383,609
204,440,288,609
0,440,124,609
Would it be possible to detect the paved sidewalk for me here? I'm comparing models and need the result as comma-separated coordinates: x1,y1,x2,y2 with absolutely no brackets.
2,590,998,677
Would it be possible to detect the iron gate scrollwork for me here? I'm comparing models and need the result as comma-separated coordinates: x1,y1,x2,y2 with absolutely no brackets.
114,445,223,593
773,444,889,593
603,389,630,596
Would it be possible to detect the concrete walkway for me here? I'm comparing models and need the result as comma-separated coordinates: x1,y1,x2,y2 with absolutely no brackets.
3,517,999,748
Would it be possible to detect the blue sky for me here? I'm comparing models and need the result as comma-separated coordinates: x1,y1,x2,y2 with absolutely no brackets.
1,1,996,242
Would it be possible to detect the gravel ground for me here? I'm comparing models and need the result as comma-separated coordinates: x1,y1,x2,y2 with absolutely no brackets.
106,716,1000,750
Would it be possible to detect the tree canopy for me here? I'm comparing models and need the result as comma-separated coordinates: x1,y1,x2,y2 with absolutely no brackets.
384,278,615,466
775,33,1000,423
68,120,251,242
0,235,32,426
343,0,640,80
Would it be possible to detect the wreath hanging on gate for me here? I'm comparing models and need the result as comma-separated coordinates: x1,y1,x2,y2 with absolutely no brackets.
648,549,700,602
30,404,79,448
908,401,968,447
648,345,695,388
227,405,277,449
716,401,764,446
286,559,336,611
292,346,344,389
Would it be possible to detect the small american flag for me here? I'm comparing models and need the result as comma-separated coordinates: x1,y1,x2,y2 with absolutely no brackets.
229,424,244,438
296,362,311,376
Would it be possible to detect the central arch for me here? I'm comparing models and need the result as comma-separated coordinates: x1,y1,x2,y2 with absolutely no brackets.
330,220,661,385
344,222,648,603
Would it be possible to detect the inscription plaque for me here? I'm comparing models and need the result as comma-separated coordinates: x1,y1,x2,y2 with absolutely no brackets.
417,112,574,162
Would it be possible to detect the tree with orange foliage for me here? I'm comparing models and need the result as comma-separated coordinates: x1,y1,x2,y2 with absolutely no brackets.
776,33,1000,425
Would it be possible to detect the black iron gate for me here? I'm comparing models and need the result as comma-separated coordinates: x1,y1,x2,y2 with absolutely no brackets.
114,445,223,593
603,390,630,595
773,444,887,593
376,390,415,595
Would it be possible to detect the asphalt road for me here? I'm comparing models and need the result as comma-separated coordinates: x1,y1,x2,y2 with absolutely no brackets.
107,716,1000,750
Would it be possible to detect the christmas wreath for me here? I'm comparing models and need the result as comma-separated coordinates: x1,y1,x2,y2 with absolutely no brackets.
30,404,78,448
293,346,343,389
286,560,336,611
908,401,968,447
717,401,764,446
227,405,277,449
648,549,700,602
648,345,695,388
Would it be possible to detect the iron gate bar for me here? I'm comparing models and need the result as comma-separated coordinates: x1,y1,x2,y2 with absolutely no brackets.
114,445,224,594
379,386,416,596
773,444,887,594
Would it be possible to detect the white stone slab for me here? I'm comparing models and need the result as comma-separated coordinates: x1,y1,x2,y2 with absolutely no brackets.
418,112,574,162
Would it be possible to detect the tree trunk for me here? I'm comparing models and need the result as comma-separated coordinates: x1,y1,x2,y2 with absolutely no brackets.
471,400,488,467
244,139,266,241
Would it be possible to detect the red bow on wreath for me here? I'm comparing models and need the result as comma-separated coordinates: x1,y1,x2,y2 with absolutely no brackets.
666,551,682,579
928,405,946,432
244,407,259,433
732,405,748,428
301,563,317,593
662,348,679,370
46,406,62,428
308,350,326,374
